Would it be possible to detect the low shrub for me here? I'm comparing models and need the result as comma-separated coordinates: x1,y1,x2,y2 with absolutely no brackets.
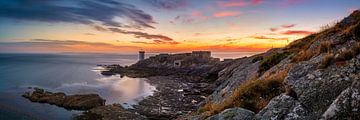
342,21,360,40
318,53,334,69
199,69,289,116
252,56,263,63
231,75,285,112
291,49,316,63
318,41,332,53
335,43,360,62
258,52,291,74
335,49,355,61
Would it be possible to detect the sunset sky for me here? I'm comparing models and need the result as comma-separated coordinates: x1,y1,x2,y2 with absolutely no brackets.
0,0,359,53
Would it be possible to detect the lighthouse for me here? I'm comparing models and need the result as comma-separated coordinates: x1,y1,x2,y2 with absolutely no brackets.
139,51,145,61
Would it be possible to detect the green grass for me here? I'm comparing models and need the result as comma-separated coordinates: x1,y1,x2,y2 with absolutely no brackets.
258,52,291,74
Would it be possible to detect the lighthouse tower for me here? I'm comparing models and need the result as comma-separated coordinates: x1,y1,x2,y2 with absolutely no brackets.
139,51,145,61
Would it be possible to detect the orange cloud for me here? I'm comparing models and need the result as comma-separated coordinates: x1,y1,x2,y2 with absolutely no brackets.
131,40,180,45
281,24,296,28
197,43,274,52
269,24,296,32
250,35,289,41
270,27,279,32
218,0,263,7
0,39,140,53
281,30,314,35
213,11,240,17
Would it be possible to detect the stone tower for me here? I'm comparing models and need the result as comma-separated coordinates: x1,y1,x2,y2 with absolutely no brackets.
139,51,145,61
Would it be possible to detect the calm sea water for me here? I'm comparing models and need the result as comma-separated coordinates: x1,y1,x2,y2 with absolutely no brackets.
0,52,259,120
0,53,157,120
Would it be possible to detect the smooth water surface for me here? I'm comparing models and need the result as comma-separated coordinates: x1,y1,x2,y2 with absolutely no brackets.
0,53,156,120
0,52,258,120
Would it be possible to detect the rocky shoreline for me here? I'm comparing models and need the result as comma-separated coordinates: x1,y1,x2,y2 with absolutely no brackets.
20,10,360,120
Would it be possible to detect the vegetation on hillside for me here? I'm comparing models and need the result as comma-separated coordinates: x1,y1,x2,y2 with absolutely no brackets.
196,10,360,119
258,52,292,75
198,68,289,117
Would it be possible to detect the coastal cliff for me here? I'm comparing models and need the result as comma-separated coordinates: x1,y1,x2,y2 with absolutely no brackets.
37,10,360,120
186,10,360,120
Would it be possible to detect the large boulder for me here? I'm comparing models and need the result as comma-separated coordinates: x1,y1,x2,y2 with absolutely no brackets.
286,54,360,118
23,88,105,110
321,79,360,120
255,94,310,120
206,107,255,120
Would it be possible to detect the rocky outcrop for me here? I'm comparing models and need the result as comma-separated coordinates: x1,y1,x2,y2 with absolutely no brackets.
206,107,255,120
190,10,360,120
286,54,360,118
75,104,147,120
22,88,105,110
205,56,260,103
321,78,360,120
255,94,310,120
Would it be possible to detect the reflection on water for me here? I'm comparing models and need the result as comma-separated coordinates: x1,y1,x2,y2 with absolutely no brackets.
55,73,156,108
0,53,156,120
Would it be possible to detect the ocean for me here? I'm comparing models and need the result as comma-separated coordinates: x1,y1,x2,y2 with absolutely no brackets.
0,52,259,120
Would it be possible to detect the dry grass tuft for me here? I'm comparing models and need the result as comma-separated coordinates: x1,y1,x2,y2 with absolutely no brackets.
258,52,291,75
318,41,332,53
318,53,334,69
199,69,290,117
291,49,317,63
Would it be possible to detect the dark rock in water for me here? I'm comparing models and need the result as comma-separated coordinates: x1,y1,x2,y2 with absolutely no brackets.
22,88,105,110
75,104,147,120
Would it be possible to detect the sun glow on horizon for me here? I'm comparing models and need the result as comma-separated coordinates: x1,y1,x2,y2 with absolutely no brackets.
0,0,358,53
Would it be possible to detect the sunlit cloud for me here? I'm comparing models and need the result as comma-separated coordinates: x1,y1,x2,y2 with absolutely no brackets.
249,35,289,41
218,0,263,7
281,24,296,28
270,28,279,32
108,28,173,41
281,30,314,35
0,39,140,53
131,40,180,45
172,10,208,24
146,0,188,10
269,24,296,32
0,0,156,29
213,11,241,17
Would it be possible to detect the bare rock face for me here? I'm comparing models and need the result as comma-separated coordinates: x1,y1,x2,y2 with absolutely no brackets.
22,88,105,110
205,56,260,104
321,79,360,120
255,94,310,120
206,107,255,120
286,54,360,118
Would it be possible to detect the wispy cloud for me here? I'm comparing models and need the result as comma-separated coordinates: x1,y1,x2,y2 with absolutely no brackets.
281,30,314,35
218,0,263,7
108,28,173,41
0,0,156,29
281,24,296,28
0,39,140,53
269,28,279,32
213,11,240,17
146,0,188,10
172,11,208,24
269,24,296,32
249,35,289,41
131,40,180,45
